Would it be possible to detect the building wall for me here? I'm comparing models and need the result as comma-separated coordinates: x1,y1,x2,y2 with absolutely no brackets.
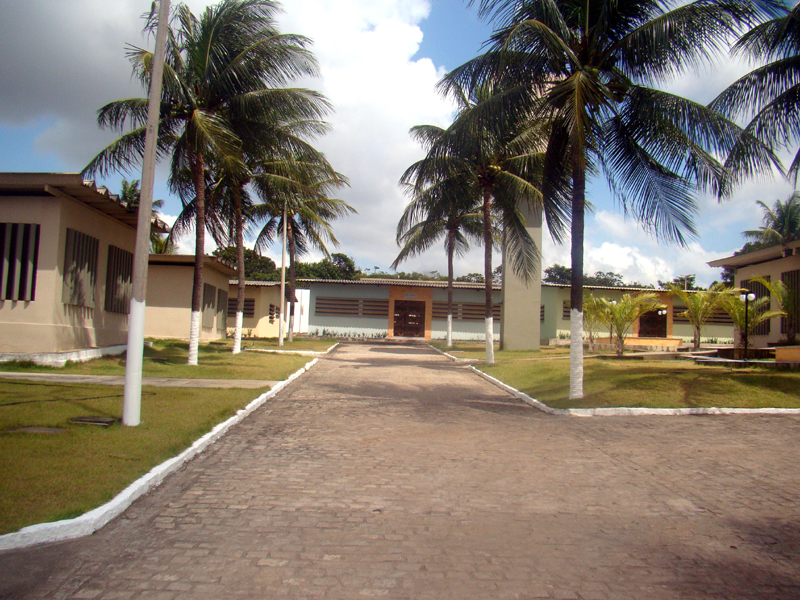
308,282,392,337
735,253,800,346
541,286,734,343
145,263,230,341
228,284,282,339
500,203,542,350
431,287,502,341
0,194,135,353
307,282,504,341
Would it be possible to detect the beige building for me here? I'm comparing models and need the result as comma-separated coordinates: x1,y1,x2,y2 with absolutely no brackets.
709,240,800,346
146,254,236,341
0,173,148,355
227,281,283,338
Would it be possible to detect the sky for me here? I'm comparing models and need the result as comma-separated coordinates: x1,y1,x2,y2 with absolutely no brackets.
0,0,794,287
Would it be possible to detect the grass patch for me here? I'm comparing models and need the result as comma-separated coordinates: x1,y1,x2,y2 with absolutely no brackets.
0,339,311,380
0,380,267,535
477,355,800,409
430,341,575,361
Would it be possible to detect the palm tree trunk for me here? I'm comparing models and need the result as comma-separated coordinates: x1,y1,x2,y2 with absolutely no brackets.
188,151,206,366
482,188,494,364
447,227,455,348
287,223,296,343
693,325,701,350
232,184,245,355
569,152,585,399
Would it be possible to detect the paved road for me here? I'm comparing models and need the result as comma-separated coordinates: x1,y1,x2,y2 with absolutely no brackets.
2,343,800,599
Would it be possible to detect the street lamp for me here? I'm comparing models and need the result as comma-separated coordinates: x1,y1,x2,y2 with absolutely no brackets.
739,292,756,360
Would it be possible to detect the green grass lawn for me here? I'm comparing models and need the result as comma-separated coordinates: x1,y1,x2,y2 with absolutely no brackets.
0,339,312,380
473,351,800,410
0,380,267,535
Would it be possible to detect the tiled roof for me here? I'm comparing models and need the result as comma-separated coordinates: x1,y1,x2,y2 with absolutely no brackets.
0,172,168,232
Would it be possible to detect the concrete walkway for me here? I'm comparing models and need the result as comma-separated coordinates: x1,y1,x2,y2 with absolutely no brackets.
0,372,276,388
2,343,800,599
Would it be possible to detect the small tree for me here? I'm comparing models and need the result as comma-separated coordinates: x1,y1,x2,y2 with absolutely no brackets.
669,284,732,350
719,291,785,349
582,294,608,353
595,293,665,357
753,277,797,344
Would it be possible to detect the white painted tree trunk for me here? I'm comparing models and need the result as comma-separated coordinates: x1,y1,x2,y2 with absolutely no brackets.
288,310,294,343
447,313,453,348
485,316,494,364
188,310,201,366
569,308,584,399
123,298,146,426
232,311,243,354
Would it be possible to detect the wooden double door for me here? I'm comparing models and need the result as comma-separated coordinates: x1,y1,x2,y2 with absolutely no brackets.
393,300,426,338
638,310,667,338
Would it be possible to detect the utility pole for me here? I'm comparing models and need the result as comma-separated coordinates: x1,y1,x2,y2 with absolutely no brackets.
278,199,287,346
123,0,170,426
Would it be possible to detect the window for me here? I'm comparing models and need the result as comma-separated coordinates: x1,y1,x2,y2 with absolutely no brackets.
672,305,733,325
269,303,280,323
315,297,389,317
562,301,571,320
105,245,133,314
62,228,99,307
742,278,770,335
227,297,255,318
782,270,800,335
202,283,216,328
540,304,545,322
216,288,227,331
431,301,501,322
0,222,39,301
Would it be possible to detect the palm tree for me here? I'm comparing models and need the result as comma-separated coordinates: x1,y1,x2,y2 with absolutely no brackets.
753,277,798,344
593,293,665,357
720,291,785,350
84,0,321,365
582,294,608,353
405,81,569,363
743,193,800,249
224,115,334,353
392,169,485,348
711,2,800,178
669,284,733,350
119,178,166,245
252,159,353,342
449,0,781,394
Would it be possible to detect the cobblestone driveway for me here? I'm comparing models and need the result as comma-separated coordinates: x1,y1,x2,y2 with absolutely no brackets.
2,343,799,599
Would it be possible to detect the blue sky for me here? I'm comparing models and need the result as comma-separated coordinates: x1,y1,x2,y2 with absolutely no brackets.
0,0,793,286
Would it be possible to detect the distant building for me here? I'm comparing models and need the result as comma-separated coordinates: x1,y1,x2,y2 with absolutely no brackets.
303,279,500,341
298,278,733,346
709,240,800,346
146,254,236,341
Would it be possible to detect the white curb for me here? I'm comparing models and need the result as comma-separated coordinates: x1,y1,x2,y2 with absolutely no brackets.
0,357,321,551
430,344,800,418
245,342,338,357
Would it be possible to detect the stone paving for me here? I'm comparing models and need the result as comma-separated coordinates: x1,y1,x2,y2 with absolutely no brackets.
2,343,800,599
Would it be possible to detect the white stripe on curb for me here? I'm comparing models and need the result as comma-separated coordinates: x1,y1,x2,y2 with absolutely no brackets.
429,345,800,418
0,357,322,551
245,342,339,357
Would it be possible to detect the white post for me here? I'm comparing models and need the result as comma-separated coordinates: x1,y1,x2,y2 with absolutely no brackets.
278,199,287,346
123,0,170,427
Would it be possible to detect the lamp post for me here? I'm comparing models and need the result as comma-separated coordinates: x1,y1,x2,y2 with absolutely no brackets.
739,292,756,360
